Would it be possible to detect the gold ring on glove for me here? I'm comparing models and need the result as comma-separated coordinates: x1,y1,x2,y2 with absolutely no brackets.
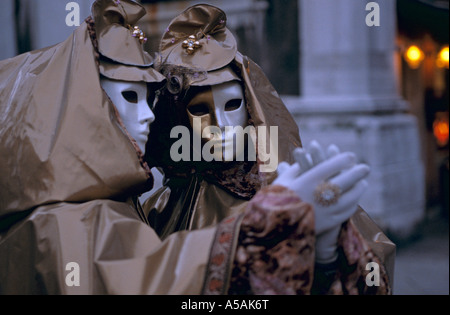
314,182,341,207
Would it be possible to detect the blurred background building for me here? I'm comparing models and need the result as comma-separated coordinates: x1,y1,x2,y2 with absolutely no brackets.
0,0,448,242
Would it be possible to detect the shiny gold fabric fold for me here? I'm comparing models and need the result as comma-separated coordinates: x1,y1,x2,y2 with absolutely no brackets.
92,0,153,66
145,175,251,240
0,199,215,294
0,0,217,295
0,22,151,218
159,4,237,72
99,56,165,82
350,207,396,287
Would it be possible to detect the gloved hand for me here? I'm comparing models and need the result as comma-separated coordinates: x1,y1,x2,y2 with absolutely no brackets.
273,140,370,263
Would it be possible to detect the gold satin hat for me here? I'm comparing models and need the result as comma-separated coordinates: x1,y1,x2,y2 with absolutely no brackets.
159,4,240,86
91,0,165,83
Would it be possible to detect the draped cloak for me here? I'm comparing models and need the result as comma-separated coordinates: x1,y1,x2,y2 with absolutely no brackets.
0,0,222,295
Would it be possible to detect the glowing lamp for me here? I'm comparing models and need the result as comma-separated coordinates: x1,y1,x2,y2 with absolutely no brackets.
436,46,449,69
433,117,449,147
404,45,425,69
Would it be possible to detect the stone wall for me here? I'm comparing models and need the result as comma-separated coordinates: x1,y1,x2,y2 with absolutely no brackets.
0,0,17,60
287,0,426,240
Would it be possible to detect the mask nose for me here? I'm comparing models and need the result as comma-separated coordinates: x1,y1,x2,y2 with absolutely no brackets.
213,108,228,131
139,102,155,125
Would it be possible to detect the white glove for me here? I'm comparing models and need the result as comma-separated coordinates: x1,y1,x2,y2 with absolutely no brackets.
274,141,369,263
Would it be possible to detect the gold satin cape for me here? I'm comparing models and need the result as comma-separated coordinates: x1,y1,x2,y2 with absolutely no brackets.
0,3,221,294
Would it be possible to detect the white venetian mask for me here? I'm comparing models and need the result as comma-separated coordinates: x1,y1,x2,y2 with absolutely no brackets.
101,78,155,154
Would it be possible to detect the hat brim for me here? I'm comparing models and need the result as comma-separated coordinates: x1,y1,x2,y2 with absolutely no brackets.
99,57,166,83
190,66,240,86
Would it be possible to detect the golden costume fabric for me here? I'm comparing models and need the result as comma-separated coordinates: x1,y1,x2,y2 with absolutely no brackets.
0,0,219,295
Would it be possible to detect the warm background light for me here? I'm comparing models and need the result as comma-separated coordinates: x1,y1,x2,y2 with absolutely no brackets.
404,45,425,69
433,117,449,147
436,46,449,69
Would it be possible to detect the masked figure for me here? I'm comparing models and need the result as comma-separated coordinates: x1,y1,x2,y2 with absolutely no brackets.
0,0,339,295
144,6,303,238
144,4,395,294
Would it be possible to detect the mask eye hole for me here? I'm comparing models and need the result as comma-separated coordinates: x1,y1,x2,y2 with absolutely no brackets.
225,99,243,112
122,91,138,104
188,103,209,116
